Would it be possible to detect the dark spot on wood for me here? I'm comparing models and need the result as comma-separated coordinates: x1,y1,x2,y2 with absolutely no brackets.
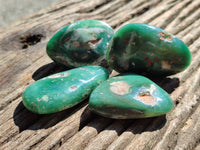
135,6,150,16
175,100,179,105
86,0,113,13
20,34,43,49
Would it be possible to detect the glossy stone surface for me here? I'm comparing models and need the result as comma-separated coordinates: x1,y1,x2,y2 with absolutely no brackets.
107,23,192,76
89,74,174,119
22,66,109,114
47,20,114,68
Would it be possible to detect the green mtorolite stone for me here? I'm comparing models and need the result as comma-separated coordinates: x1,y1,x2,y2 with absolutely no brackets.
107,23,192,76
22,66,109,114
47,20,114,68
89,74,174,119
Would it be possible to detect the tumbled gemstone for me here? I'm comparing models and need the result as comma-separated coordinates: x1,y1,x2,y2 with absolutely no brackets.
22,66,109,114
106,23,191,76
47,20,114,68
89,74,174,119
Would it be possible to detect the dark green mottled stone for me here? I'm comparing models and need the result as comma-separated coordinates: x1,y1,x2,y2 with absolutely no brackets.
47,20,114,68
89,74,174,119
22,66,109,114
107,23,192,76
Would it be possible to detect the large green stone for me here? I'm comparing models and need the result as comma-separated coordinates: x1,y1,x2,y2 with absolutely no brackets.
89,74,174,119
107,23,192,76
47,20,114,68
22,66,109,114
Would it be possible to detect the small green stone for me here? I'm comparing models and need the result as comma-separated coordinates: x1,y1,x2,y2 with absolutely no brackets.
22,66,109,114
47,20,114,68
89,74,174,119
107,23,192,76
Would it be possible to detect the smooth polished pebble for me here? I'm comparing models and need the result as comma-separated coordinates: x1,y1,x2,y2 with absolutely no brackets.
47,20,114,68
89,74,174,119
107,23,191,76
22,66,109,114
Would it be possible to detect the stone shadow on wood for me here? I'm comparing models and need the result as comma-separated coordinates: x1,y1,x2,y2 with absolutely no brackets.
80,106,167,136
149,76,180,94
32,62,70,81
32,61,112,81
13,100,87,132
13,101,166,138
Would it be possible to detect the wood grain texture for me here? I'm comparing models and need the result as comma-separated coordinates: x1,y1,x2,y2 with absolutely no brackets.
0,0,200,149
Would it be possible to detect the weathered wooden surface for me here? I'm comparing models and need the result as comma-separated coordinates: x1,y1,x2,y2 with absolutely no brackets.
0,0,200,149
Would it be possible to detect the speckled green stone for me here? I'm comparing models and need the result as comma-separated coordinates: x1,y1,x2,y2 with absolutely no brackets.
107,23,192,76
22,66,109,114
47,20,114,68
89,74,174,119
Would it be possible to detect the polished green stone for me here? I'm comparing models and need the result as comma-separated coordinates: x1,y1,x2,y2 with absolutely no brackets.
89,74,174,119
22,66,109,114
47,20,114,68
107,23,192,76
